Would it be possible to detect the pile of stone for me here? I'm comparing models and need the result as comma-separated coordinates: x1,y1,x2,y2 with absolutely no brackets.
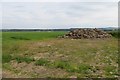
61,28,112,39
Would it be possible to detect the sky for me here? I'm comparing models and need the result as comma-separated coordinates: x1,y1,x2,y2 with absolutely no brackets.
1,0,119,2
1,1,118,29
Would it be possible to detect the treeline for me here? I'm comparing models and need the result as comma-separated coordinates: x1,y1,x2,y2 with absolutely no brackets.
1,29,70,32
1,28,118,32
108,30,120,38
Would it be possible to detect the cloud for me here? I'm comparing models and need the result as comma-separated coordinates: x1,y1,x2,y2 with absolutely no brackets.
2,2,118,29
1,0,119,2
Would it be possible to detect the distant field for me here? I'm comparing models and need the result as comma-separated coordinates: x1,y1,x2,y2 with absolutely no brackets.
2,31,67,41
2,31,118,78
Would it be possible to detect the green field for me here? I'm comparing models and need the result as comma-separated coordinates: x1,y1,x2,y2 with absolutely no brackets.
2,31,118,78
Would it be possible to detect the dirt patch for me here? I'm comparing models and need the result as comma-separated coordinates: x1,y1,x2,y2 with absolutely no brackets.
2,69,17,78
8,60,69,78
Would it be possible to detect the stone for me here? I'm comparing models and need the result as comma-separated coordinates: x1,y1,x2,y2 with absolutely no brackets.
60,28,112,39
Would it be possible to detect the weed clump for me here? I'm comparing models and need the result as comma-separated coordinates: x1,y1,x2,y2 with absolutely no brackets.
35,58,49,66
77,64,92,74
53,61,77,72
2,54,12,63
14,56,34,63
54,61,70,69
104,66,118,76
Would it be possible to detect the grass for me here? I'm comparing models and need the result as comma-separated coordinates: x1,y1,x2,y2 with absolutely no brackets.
53,60,76,72
2,31,119,78
77,64,92,74
2,31,67,41
2,31,66,64
2,53,12,63
54,61,70,69
35,59,92,74
104,66,118,76
35,58,49,66
10,36,30,40
14,56,34,63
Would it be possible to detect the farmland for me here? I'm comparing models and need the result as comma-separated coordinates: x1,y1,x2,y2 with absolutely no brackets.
2,31,119,78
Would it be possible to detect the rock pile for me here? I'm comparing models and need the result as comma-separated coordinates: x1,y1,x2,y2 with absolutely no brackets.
61,28,112,39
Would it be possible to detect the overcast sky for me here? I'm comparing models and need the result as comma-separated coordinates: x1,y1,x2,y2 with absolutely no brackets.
1,0,119,2
2,1,118,29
